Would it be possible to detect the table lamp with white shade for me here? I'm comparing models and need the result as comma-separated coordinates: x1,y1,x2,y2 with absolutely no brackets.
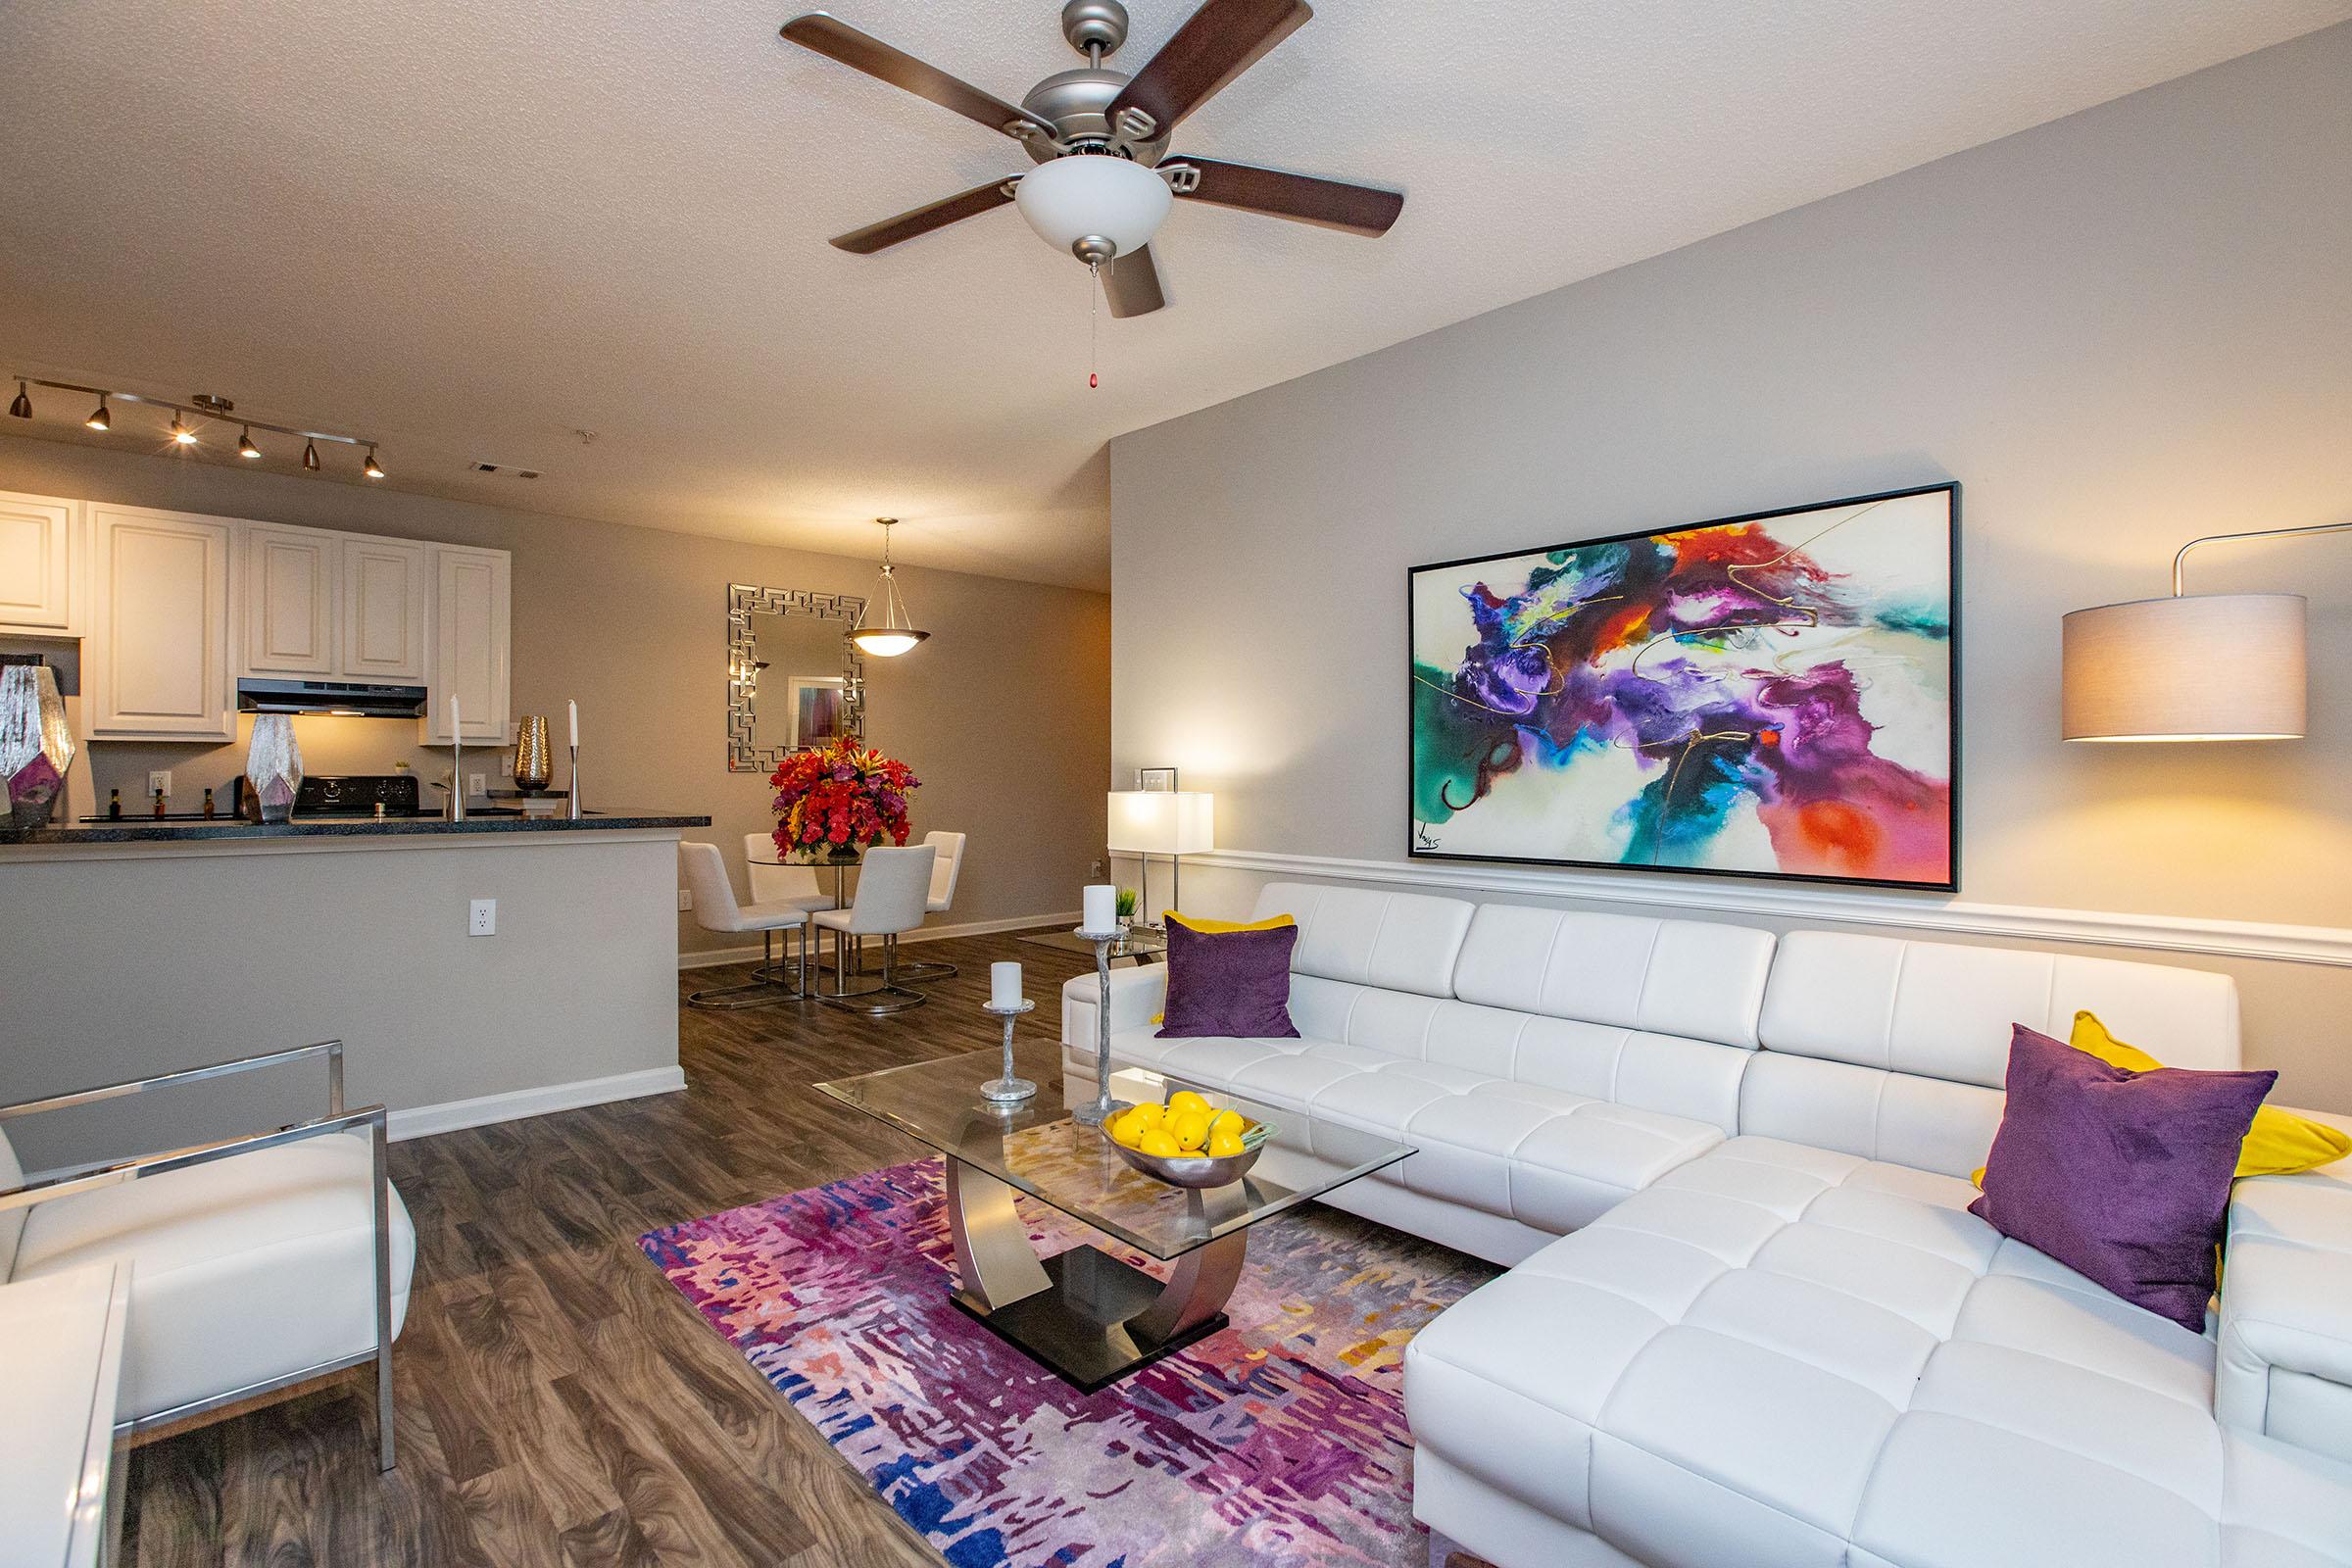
1106,789,1214,928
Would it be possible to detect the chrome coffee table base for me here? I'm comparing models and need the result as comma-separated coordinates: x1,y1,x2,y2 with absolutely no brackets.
944,1156,1246,1394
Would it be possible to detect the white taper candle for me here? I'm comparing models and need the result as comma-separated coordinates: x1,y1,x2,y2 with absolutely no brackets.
568,699,579,749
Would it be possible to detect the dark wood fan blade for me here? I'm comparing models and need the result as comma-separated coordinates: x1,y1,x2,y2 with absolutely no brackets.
781,13,1059,143
829,179,1016,254
1108,0,1311,137
1169,155,1402,236
1101,246,1167,318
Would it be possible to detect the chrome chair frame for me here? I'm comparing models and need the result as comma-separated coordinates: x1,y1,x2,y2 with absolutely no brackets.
0,1041,400,1472
688,922,811,1009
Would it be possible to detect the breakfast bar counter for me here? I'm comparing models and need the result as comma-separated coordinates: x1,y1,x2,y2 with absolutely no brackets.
0,810,710,848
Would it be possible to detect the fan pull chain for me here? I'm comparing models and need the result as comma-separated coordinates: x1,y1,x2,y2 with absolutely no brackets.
1088,263,1101,389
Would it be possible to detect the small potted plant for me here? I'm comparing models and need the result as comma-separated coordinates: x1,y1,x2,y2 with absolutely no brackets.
1115,887,1139,935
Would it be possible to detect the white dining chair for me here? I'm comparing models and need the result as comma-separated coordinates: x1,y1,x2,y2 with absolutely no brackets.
810,844,936,1015
0,1041,412,1472
880,830,966,983
743,832,834,913
680,842,808,1007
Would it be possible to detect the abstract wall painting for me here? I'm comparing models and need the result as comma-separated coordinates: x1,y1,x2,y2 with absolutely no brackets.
1409,483,1958,891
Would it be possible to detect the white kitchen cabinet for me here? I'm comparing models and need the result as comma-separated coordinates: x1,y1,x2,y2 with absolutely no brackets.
425,545,511,742
340,538,428,681
0,489,84,635
86,505,234,740
239,524,337,676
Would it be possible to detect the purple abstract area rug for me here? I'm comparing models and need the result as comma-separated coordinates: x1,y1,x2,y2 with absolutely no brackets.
638,1157,1499,1567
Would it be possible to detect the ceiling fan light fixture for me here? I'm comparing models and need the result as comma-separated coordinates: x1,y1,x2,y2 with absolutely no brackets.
1014,152,1171,264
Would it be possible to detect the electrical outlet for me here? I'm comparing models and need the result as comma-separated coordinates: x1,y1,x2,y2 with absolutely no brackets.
468,898,497,937
467,771,487,798
148,770,172,799
677,888,693,911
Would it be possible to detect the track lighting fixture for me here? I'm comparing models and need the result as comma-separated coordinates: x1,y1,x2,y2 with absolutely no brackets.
847,518,932,657
5,374,386,483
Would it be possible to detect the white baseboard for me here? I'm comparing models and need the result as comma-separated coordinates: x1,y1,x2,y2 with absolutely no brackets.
1184,849,2352,969
679,909,1081,970
388,1065,687,1141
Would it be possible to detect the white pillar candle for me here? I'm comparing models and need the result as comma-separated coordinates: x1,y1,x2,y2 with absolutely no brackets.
450,693,462,736
568,699,579,749
990,961,1022,1009
1082,883,1115,933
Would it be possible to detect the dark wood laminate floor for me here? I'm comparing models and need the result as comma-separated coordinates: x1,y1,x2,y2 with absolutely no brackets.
120,927,1102,1568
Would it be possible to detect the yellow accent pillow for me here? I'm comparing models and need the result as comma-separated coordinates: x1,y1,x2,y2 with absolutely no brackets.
1971,1010,2349,1186
1164,910,1297,934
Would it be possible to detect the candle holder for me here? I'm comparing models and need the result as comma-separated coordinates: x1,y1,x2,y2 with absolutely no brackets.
566,743,582,820
979,999,1037,1104
1069,926,1129,1126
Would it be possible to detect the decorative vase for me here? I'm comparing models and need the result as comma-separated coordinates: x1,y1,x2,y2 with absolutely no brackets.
0,664,75,830
246,713,304,823
514,714,552,792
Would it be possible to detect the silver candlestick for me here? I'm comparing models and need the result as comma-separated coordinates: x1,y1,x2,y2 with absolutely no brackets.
446,727,465,821
566,743,582,820
979,999,1037,1104
1070,925,1128,1126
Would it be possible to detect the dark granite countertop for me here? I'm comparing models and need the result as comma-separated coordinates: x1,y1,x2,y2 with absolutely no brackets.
0,810,711,847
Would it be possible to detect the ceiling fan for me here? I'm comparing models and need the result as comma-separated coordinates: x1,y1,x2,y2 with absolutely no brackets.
779,0,1404,318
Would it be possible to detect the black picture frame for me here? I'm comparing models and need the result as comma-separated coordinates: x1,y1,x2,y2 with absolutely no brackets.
1406,480,1961,894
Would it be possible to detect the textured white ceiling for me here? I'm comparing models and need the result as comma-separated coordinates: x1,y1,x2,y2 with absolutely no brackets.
2,0,2344,590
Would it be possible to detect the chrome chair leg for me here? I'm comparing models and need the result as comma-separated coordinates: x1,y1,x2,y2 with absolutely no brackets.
815,928,928,1015
687,928,807,1008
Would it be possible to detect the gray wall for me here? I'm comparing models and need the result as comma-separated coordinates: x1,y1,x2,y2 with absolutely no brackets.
0,436,1112,954
1108,25,2352,1106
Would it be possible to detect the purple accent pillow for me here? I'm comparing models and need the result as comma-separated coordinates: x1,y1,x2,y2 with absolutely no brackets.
1970,1023,2274,1332
1155,921,1299,1040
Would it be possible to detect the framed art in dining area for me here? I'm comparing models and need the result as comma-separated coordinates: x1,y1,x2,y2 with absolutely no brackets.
1408,481,1958,892
789,675,848,750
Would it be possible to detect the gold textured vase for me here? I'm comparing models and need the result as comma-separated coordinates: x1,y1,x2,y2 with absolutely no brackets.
514,714,553,792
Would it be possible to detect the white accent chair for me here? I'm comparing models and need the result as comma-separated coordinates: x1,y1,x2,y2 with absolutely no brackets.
886,830,967,984
743,832,835,915
0,1040,414,1471
680,841,808,1007
811,844,936,1015
1060,882,2352,1568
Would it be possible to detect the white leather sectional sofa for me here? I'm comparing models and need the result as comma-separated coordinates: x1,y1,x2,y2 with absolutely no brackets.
1060,882,2352,1568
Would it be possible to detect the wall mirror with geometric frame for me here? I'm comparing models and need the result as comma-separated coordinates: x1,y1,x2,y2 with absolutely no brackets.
727,584,867,772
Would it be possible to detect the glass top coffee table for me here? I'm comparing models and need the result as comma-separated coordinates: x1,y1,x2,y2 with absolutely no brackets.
817,1038,1411,1392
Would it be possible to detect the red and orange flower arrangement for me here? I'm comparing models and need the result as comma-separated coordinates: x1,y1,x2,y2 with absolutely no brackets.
770,736,919,858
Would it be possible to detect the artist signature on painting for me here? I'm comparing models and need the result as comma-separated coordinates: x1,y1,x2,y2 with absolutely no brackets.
1414,823,1441,852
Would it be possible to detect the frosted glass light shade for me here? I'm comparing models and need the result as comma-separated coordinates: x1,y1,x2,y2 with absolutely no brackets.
1014,155,1171,260
1107,790,1214,855
2062,593,2307,741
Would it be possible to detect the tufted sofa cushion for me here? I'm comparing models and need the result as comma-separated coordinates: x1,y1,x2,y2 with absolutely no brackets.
1404,1134,2352,1568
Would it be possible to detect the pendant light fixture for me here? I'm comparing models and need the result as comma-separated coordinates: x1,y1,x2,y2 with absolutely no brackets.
8,381,28,419
847,517,931,658
85,396,111,430
168,414,197,445
237,427,263,459
303,440,321,471
363,446,385,479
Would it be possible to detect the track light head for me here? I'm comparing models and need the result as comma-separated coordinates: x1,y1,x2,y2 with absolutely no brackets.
363,447,385,479
85,397,111,430
302,440,320,471
169,414,197,445
8,382,29,419
237,427,262,459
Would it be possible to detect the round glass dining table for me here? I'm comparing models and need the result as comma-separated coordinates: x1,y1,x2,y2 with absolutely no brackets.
746,844,863,907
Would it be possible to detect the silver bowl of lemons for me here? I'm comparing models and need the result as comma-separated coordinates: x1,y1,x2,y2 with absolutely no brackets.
1103,1089,1274,1189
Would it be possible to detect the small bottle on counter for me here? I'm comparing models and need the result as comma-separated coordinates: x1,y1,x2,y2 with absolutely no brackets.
202,787,218,818
107,788,122,820
152,787,167,818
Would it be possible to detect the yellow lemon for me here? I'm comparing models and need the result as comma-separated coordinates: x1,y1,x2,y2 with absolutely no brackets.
1168,1090,1212,1119
1208,1108,1246,1142
1206,1130,1246,1158
1126,1102,1166,1130
1139,1127,1182,1158
1169,1111,1211,1152
1109,1111,1148,1150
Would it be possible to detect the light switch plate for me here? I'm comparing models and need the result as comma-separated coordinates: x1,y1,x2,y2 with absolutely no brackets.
468,898,497,937
677,888,693,911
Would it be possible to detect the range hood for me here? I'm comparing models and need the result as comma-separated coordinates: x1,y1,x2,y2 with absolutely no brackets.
236,678,427,717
